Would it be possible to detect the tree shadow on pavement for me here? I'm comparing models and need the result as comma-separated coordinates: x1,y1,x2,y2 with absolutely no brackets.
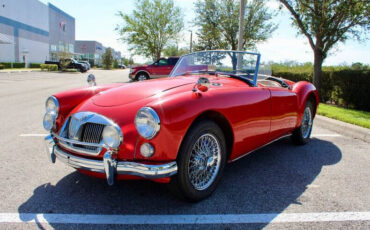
18,137,341,229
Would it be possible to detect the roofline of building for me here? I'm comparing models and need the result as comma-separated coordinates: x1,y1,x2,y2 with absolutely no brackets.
48,3,75,21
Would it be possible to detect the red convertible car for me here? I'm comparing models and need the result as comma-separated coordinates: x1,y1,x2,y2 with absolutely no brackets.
44,50,319,201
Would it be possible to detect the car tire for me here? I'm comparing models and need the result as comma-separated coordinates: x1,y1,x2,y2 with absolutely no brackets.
292,100,315,145
135,72,149,81
169,120,227,202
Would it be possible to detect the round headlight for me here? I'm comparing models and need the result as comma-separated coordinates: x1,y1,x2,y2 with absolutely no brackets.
102,125,123,149
43,112,56,131
45,96,59,116
135,107,160,139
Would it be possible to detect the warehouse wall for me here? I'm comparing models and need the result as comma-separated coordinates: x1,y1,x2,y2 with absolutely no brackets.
0,0,49,63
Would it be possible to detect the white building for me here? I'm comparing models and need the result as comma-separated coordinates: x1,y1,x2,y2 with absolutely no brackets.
0,0,75,65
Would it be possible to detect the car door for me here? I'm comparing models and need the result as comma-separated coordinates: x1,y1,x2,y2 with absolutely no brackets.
152,58,172,78
228,86,272,160
168,57,179,72
268,87,298,140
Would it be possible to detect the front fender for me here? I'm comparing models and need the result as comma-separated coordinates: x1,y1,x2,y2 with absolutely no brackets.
52,83,123,132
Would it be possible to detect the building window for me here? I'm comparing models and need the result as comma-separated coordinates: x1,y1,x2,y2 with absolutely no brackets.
59,41,64,52
50,45,57,52
69,44,74,53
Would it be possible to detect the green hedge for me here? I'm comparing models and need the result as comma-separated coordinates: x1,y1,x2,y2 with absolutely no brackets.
12,62,25,68
40,64,58,71
0,64,4,70
29,63,41,68
272,69,370,111
0,62,25,68
0,62,12,68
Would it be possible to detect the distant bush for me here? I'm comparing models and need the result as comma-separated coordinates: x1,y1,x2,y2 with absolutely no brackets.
113,60,119,69
272,67,370,111
0,62,12,68
12,62,25,68
41,64,58,71
0,64,4,70
29,63,41,68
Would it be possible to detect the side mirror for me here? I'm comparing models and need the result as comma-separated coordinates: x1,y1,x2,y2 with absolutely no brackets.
87,74,96,87
194,77,210,92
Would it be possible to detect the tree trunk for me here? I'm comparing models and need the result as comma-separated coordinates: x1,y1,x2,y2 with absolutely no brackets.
313,50,323,98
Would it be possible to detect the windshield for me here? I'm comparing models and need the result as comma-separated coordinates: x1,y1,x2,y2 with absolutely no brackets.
169,50,261,85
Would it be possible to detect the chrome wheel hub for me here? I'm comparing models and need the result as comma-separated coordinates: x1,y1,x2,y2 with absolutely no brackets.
188,133,221,191
301,106,313,138
138,74,147,81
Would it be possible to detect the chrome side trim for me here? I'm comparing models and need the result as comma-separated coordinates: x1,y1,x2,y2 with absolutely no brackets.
231,134,292,162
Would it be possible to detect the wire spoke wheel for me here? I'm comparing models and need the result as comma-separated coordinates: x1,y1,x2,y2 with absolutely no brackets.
188,133,221,191
301,106,313,139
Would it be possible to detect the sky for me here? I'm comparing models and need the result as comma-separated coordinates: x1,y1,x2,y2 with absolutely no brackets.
39,0,370,65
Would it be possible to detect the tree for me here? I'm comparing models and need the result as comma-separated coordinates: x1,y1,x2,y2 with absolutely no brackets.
102,48,114,70
279,0,369,95
121,57,130,66
193,0,276,51
57,51,72,71
117,0,184,61
163,45,189,57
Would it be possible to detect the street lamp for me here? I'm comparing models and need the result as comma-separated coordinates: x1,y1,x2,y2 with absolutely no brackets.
189,30,193,53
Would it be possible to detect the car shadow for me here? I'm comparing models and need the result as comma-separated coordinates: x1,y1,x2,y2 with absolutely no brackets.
18,137,341,229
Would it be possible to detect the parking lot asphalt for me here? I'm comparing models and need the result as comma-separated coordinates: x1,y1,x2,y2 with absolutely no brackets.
0,70,369,229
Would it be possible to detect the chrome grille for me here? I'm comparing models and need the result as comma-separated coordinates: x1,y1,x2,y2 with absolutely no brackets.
68,116,81,139
82,123,104,143
56,112,115,156
81,123,105,151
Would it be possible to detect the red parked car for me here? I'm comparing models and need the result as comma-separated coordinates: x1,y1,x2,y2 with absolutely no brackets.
44,50,319,201
129,56,179,81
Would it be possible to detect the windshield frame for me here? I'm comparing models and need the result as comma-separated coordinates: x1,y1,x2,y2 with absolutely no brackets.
169,50,261,86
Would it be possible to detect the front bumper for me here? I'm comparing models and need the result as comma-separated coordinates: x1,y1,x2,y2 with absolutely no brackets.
44,135,177,185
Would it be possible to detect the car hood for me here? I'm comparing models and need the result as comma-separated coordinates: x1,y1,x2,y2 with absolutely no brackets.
91,78,195,107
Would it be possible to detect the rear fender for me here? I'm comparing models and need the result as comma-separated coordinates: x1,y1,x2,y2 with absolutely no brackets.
292,81,319,127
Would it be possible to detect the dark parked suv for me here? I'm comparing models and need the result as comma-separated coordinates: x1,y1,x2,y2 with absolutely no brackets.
45,58,88,73
129,57,179,81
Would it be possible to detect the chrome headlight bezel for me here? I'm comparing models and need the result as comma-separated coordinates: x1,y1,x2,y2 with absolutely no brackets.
45,96,59,116
102,124,123,149
43,112,57,131
134,107,161,139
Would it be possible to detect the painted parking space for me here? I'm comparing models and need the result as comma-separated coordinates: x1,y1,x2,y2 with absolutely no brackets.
0,71,369,229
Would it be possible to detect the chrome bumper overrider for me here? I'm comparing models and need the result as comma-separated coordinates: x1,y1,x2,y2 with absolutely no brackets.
44,135,177,185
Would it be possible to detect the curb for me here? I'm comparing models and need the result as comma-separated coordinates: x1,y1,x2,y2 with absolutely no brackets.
315,115,370,143
0,70,41,73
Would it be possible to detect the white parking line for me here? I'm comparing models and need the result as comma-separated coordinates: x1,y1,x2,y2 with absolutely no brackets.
19,134,47,137
311,134,342,137
0,212,369,225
